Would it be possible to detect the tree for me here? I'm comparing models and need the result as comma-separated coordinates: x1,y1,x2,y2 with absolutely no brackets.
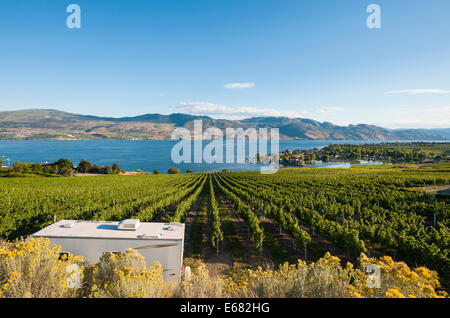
186,170,193,173
153,170,160,174
54,159,73,176
90,164,102,174
59,168,74,177
77,159,93,173
0,156,2,167
168,168,180,174
111,163,121,174
31,163,43,173
55,158,73,170
13,161,22,173
104,166,113,175
21,163,32,172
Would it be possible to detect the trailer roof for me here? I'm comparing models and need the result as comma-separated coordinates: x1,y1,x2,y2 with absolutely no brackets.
31,220,185,240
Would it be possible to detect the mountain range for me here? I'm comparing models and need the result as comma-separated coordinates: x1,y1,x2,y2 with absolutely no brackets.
0,109,447,141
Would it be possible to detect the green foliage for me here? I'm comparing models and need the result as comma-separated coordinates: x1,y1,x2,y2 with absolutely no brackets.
320,142,450,163
220,167,449,285
77,160,120,175
209,176,223,248
55,158,73,170
111,163,121,174
104,166,113,175
170,175,206,222
0,173,205,239
77,159,93,173
13,161,23,172
1,158,121,177
215,174,264,254
216,173,311,249
168,168,180,174
90,164,102,174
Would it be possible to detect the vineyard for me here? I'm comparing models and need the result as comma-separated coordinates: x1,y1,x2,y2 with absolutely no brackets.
0,164,449,287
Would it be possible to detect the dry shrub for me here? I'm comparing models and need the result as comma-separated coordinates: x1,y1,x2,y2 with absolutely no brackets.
174,265,228,298
228,253,351,298
86,249,175,298
1,239,446,298
0,237,83,298
353,254,446,298
228,252,446,298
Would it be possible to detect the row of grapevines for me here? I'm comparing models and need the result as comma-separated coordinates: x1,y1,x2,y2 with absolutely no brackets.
217,173,312,246
214,173,264,253
170,174,208,222
227,170,449,282
209,175,223,251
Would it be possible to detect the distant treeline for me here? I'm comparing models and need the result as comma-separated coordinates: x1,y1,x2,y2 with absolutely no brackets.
320,142,450,163
0,158,123,177
277,142,450,166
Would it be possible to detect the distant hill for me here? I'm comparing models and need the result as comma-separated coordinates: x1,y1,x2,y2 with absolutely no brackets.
0,109,447,141
392,128,450,140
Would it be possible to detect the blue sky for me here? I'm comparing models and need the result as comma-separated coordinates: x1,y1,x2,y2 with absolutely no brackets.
0,0,449,128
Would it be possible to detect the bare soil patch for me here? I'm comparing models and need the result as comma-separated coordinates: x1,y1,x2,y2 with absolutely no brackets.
408,185,450,195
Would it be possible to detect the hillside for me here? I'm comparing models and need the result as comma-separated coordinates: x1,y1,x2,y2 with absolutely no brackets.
393,128,450,140
0,109,447,140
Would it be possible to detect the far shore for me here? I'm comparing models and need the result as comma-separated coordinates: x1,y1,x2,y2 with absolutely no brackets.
74,171,146,177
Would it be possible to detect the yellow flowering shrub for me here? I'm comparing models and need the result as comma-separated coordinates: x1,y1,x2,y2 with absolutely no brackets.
0,238,446,299
86,249,174,298
174,264,228,298
233,253,350,298
0,237,83,298
356,254,445,298
216,252,446,298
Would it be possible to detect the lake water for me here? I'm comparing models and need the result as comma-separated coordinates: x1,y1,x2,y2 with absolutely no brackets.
0,140,387,173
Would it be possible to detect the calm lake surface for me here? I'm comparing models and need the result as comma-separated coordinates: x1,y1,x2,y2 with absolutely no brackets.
0,140,388,173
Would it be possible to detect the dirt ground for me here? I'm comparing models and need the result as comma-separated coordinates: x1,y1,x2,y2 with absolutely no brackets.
408,185,450,195
203,243,234,277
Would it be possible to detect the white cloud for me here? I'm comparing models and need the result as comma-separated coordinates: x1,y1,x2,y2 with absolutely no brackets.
384,89,450,95
317,107,344,114
223,82,255,89
175,102,307,119
376,118,450,129
390,106,450,115
382,106,450,128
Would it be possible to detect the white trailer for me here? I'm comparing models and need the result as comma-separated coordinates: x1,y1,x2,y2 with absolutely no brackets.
31,219,185,281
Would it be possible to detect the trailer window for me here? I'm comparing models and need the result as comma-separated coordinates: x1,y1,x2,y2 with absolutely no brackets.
59,252,69,261
102,251,121,257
